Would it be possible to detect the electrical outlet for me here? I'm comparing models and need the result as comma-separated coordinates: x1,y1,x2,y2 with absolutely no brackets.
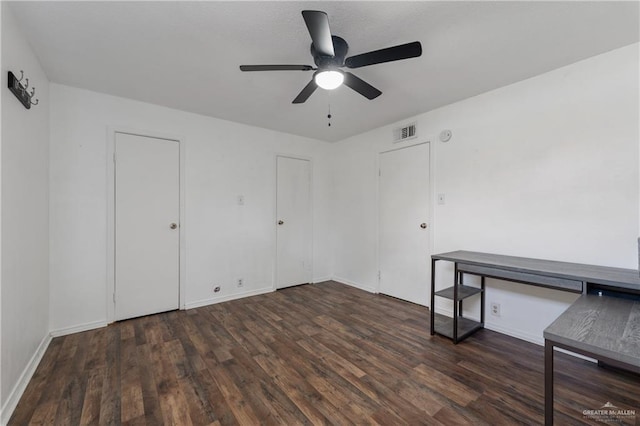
237,278,243,288
490,302,501,317
214,286,221,293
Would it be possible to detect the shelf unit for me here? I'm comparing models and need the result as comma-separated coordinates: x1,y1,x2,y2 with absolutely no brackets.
431,260,485,343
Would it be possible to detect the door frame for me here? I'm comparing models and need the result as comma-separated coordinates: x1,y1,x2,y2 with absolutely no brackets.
273,154,314,290
376,140,436,307
106,127,187,323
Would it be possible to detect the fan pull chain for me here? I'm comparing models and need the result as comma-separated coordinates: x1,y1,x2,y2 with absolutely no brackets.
327,103,332,127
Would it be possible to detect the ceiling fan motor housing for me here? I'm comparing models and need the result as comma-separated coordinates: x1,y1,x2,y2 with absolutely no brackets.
312,36,349,69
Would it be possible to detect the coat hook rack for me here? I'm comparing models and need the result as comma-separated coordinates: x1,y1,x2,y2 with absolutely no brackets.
8,70,39,109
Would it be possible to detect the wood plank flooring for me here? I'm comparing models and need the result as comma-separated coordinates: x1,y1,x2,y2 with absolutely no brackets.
10,281,640,425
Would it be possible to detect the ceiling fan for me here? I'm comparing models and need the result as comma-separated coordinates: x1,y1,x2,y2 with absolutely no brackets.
239,10,422,104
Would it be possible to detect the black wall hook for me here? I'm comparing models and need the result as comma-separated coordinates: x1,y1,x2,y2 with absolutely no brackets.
8,70,39,109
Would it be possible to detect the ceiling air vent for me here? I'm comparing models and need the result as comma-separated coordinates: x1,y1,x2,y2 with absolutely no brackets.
393,123,417,143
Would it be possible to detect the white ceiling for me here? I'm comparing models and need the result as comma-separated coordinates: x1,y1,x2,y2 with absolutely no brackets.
8,1,640,142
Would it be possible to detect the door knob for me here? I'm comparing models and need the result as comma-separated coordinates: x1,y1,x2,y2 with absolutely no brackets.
170,223,177,229
278,220,284,225
420,223,427,229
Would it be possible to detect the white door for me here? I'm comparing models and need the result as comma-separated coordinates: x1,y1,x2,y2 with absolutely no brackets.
379,143,431,306
115,133,180,320
276,156,312,289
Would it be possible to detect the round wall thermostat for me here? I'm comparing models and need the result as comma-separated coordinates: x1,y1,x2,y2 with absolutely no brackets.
439,130,452,142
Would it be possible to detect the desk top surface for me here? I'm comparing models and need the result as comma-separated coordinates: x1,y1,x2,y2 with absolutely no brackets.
432,250,640,291
544,294,640,368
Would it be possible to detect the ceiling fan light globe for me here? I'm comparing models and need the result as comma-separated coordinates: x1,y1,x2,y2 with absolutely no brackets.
315,70,344,90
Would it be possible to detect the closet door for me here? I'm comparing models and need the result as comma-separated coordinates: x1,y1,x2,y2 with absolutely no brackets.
379,143,431,306
114,132,180,320
276,156,312,289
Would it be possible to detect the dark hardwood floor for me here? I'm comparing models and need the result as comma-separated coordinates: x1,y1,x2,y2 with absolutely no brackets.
10,281,639,425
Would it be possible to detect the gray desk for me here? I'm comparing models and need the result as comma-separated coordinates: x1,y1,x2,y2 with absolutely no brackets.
432,250,640,294
544,295,640,425
430,250,640,425
431,250,640,343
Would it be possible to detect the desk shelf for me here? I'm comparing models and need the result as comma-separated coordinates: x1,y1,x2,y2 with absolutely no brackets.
432,313,483,341
430,260,486,344
434,284,483,300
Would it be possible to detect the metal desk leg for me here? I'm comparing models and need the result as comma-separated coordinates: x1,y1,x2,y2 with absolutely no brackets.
545,339,554,425
458,271,463,316
480,276,485,326
453,262,459,343
430,258,436,335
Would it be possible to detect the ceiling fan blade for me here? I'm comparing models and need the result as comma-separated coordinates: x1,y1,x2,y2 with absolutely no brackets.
345,41,422,69
343,72,382,100
292,79,318,104
302,10,335,57
240,65,315,71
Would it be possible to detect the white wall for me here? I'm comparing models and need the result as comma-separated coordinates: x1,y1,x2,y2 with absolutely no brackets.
0,3,50,420
49,84,332,334
331,43,639,344
1,1,3,413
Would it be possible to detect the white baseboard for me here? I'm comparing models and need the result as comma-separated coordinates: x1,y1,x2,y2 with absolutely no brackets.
50,319,108,338
185,287,274,310
433,306,541,344
434,307,595,362
312,276,333,284
485,322,595,362
332,276,377,293
1,333,52,425
484,321,543,345
433,306,457,319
